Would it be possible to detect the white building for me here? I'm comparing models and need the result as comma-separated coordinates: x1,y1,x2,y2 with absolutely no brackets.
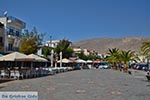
83,49,90,56
0,15,25,53
45,40,60,48
73,48,83,54
37,40,60,57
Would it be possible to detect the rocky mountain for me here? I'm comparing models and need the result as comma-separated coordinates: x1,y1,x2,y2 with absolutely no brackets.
73,37,150,54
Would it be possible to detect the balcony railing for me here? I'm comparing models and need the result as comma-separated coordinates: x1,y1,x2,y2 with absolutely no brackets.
7,16,26,28
7,32,21,38
5,46,19,52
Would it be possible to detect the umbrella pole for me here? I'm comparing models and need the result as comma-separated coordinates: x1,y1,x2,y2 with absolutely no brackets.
60,52,62,67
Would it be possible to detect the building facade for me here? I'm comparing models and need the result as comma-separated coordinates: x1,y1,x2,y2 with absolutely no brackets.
37,40,60,57
0,22,5,53
0,16,26,53
45,40,60,48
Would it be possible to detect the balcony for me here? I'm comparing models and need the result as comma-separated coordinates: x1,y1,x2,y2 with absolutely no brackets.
5,46,19,53
7,16,26,29
6,32,15,39
7,31,21,39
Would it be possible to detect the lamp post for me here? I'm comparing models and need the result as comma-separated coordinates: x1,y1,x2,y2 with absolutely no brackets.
60,52,62,67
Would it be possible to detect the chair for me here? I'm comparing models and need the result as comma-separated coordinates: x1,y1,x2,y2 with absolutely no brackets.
10,70,16,79
25,70,31,78
0,70,9,78
14,70,23,79
36,69,41,76
31,70,37,78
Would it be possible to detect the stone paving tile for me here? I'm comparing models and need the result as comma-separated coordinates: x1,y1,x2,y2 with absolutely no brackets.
0,69,150,100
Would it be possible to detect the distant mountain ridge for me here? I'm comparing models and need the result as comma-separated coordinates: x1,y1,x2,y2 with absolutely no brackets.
74,37,150,54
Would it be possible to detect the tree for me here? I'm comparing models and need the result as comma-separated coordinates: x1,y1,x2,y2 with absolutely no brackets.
43,46,53,57
64,46,74,58
120,50,135,72
19,27,45,54
19,38,37,54
106,48,120,69
120,50,135,64
141,41,150,59
107,48,119,55
141,40,150,70
106,48,136,71
77,52,88,60
54,39,73,58
77,52,101,60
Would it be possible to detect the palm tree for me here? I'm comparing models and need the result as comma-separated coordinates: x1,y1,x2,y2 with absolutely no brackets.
120,50,135,72
141,41,150,58
43,46,53,57
54,39,73,58
108,48,119,55
107,48,120,69
141,41,150,70
107,48,136,71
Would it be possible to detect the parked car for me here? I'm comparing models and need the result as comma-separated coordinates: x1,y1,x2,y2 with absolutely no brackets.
74,64,81,70
136,63,148,71
98,62,109,69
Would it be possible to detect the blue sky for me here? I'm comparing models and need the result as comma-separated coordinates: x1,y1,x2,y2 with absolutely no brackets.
0,0,150,42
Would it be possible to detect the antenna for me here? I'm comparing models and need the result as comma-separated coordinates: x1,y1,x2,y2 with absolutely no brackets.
3,10,8,17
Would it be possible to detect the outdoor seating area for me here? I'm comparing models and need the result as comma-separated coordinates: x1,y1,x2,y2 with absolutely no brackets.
0,52,93,80
0,66,74,80
0,52,77,80
0,52,108,81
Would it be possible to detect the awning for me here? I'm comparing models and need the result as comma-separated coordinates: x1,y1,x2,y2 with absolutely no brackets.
28,54,48,62
0,52,34,61
57,58,73,63
75,59,86,63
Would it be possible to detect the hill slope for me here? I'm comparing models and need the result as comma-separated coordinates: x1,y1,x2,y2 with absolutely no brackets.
74,37,150,54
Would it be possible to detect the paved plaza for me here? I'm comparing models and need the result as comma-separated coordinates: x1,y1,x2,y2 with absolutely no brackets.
0,69,150,100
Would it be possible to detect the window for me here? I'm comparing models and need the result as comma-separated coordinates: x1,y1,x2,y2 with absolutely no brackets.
0,37,3,43
0,37,3,46
9,29,14,35
8,43,13,51
16,31,20,37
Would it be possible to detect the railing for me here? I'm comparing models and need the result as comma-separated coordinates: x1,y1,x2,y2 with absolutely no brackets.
7,16,26,28
7,32,21,38
5,47,19,52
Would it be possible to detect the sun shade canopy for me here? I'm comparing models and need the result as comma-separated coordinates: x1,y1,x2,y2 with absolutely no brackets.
57,58,73,63
28,54,48,62
0,52,34,61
